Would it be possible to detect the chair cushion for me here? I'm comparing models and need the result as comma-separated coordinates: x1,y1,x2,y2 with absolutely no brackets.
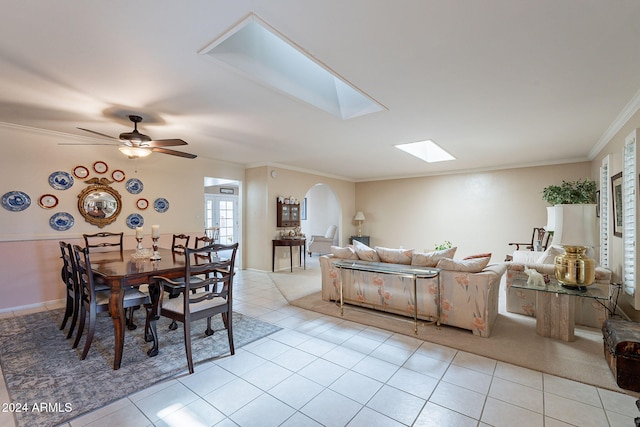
375,246,414,265
436,257,490,273
162,292,227,315
353,240,380,262
411,247,457,267
94,289,148,306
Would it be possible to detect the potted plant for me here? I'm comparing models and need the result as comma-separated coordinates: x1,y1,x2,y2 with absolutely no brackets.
541,178,597,205
541,178,597,287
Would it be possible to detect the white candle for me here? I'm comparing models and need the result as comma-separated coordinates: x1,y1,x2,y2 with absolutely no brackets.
152,225,160,238
135,227,143,239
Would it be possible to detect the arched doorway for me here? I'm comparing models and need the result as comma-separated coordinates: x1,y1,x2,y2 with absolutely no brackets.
301,183,341,250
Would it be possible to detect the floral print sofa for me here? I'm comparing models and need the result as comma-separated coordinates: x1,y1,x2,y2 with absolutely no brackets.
505,248,612,328
319,241,507,337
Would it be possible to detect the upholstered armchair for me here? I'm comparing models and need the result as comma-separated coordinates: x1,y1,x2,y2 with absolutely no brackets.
308,225,337,256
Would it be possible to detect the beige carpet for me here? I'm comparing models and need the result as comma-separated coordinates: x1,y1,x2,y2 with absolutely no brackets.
269,257,636,395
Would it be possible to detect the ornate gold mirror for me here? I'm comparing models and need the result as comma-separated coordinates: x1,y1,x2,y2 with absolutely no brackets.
77,178,122,228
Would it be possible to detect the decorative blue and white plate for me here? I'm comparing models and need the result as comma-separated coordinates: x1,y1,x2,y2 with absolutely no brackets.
154,198,169,213
125,178,144,194
49,212,74,231
48,171,74,190
126,213,144,229
1,191,31,211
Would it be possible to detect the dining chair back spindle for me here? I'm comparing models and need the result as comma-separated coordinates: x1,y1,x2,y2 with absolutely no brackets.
152,242,239,374
59,241,81,339
72,244,152,361
83,232,124,253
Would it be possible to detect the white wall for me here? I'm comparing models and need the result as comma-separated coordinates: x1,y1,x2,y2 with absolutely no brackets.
355,162,592,260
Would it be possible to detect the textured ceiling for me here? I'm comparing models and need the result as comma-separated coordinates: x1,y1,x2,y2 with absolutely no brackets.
1,0,640,181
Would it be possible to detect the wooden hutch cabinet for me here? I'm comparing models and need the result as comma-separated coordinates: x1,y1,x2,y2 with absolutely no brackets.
277,199,300,227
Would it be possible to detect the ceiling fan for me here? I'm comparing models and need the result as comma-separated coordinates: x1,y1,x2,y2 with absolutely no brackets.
74,115,197,159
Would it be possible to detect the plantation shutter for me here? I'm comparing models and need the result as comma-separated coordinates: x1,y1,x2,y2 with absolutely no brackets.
600,157,610,268
623,131,637,296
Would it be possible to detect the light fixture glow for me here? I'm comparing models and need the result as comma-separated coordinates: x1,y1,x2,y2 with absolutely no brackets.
118,146,152,158
394,140,455,163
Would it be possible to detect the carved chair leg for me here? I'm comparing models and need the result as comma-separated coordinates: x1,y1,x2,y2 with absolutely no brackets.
205,317,214,336
72,306,86,349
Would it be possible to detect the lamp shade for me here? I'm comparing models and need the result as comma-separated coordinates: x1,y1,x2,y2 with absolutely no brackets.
551,204,597,247
354,211,365,221
545,206,556,232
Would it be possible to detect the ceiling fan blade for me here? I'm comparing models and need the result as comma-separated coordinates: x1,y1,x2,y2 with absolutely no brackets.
147,138,188,147
77,127,119,140
151,147,197,159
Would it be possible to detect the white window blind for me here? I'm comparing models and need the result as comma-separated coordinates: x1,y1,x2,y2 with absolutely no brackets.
600,157,610,268
623,131,637,296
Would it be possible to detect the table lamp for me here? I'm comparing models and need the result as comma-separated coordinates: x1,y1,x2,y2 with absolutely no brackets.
551,204,597,288
354,211,365,237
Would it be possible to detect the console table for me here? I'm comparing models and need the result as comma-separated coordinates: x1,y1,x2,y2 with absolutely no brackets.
332,259,440,334
510,272,608,341
272,238,306,272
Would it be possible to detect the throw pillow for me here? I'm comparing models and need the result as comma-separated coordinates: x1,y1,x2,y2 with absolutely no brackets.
536,245,564,264
436,257,490,273
353,240,380,262
463,252,492,261
330,245,358,260
411,247,457,267
375,246,414,265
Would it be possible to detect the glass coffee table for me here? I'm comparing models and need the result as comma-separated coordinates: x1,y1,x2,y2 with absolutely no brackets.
510,272,608,341
332,259,440,334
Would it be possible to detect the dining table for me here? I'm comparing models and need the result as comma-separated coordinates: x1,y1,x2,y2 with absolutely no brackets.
89,248,187,370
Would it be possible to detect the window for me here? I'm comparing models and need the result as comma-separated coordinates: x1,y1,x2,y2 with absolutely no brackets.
623,130,637,296
600,156,610,268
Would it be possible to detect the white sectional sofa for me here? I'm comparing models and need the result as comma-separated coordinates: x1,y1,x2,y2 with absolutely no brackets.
319,241,507,337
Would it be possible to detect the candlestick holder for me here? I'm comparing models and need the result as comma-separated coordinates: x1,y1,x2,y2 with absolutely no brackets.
150,236,161,260
136,237,144,252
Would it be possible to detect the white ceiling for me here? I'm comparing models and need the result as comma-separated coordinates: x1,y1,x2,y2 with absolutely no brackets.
2,1,640,181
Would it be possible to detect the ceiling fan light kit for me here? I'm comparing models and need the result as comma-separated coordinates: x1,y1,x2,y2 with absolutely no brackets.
118,146,152,158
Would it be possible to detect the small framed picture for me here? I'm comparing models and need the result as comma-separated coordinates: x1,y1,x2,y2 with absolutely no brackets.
611,172,623,237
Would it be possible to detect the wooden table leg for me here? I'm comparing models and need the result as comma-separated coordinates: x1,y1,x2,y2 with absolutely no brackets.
108,278,125,370
272,242,276,272
536,292,575,341
289,245,293,272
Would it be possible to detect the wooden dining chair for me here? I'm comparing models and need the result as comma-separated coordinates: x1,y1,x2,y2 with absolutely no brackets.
152,242,239,374
171,234,191,254
72,244,152,360
59,241,81,339
82,232,124,253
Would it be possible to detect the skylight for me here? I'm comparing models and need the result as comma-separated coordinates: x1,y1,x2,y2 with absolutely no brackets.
199,14,386,120
395,140,455,163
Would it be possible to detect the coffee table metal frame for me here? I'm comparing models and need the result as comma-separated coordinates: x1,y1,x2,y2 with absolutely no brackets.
332,259,440,334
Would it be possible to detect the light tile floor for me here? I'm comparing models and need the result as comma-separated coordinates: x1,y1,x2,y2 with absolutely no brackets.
1,261,639,427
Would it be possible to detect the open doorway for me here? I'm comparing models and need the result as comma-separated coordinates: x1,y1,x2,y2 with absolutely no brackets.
301,183,341,251
204,177,242,267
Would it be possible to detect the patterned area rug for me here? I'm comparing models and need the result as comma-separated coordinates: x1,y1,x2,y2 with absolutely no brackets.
0,308,281,427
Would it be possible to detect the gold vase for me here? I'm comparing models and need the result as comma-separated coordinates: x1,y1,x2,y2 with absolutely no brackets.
554,246,595,287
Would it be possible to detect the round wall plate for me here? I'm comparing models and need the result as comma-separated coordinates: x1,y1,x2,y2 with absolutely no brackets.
38,194,59,209
72,165,89,179
93,161,108,174
136,198,149,210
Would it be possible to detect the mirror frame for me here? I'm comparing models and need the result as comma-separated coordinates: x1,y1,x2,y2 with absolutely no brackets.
77,177,122,228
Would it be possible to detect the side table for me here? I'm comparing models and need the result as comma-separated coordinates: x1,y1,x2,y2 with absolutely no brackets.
272,239,306,272
349,235,370,246
510,272,607,341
